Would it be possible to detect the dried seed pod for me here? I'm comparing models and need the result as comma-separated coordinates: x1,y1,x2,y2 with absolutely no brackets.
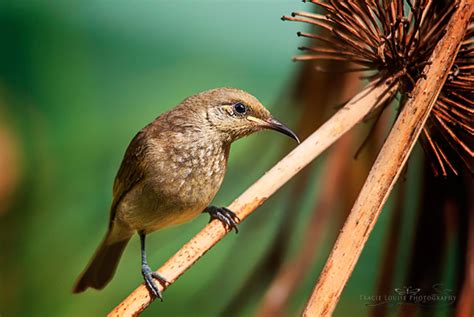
286,0,472,176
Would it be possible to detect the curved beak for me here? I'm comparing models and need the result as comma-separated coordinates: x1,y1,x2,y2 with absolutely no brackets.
248,115,300,144
266,117,300,144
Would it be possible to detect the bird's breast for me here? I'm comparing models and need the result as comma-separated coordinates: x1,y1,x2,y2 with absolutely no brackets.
171,143,228,204
148,139,229,210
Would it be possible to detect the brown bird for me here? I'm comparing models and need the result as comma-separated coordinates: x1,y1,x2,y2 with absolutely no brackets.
73,88,299,299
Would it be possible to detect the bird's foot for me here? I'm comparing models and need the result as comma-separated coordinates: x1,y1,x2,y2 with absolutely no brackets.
206,206,240,233
141,264,169,301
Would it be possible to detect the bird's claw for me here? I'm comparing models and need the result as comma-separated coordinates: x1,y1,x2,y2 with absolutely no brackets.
207,207,240,233
141,264,169,301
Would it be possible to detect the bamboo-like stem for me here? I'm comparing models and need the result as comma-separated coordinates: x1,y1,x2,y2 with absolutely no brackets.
108,81,396,316
256,133,353,317
302,2,473,316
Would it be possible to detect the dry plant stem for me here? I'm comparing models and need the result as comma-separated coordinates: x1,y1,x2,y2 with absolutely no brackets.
109,82,394,316
302,2,473,316
256,133,353,317
256,71,363,317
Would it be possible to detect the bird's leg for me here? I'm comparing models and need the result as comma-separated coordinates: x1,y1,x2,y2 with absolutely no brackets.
204,206,241,233
139,232,169,301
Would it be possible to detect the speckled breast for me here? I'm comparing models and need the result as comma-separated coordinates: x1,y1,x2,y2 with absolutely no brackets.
139,137,229,230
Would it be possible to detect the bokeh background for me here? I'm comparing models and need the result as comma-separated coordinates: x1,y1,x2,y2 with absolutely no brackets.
0,1,469,317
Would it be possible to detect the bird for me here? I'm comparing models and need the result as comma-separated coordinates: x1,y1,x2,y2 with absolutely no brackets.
72,87,299,299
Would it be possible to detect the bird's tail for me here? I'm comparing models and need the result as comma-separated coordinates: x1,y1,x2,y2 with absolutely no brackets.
73,225,132,293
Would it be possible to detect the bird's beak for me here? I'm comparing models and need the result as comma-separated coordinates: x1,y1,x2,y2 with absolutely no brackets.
266,117,300,144
248,116,300,144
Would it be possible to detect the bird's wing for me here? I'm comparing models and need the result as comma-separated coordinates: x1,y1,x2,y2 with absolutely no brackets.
109,129,149,226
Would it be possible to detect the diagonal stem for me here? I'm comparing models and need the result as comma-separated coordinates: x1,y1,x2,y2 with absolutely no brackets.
255,133,354,317
108,80,397,316
302,2,473,316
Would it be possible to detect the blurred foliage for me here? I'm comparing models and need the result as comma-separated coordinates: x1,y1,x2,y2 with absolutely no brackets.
0,1,460,317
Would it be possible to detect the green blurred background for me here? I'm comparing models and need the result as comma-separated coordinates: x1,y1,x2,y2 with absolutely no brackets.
0,1,451,316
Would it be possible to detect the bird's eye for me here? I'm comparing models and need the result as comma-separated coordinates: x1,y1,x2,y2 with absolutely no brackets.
233,103,247,114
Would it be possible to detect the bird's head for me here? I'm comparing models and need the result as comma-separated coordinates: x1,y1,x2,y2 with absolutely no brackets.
184,88,299,144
